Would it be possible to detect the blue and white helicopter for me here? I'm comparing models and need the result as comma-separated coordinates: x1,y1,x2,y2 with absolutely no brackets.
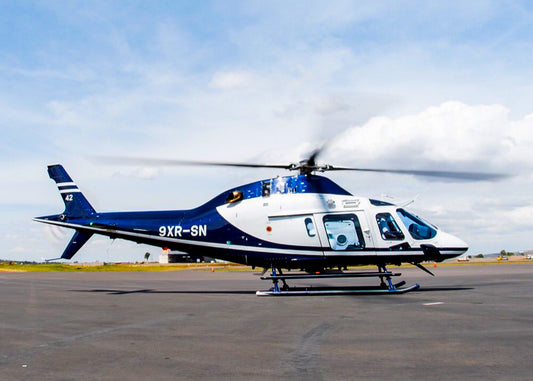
34,149,502,295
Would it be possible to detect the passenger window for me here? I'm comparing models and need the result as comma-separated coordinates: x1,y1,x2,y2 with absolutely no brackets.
304,217,316,237
323,214,365,250
376,213,405,240
396,208,437,240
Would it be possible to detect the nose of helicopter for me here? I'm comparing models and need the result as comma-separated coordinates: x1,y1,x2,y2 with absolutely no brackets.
436,230,469,256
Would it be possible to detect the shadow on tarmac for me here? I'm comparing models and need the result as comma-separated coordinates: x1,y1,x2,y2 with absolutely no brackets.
415,286,474,292
70,286,473,296
71,289,257,295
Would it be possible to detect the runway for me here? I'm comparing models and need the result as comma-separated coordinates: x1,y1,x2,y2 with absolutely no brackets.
1,264,532,380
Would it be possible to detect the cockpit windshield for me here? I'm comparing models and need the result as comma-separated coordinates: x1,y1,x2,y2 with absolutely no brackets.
396,208,437,240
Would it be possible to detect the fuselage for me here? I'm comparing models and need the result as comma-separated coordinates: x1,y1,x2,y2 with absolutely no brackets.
35,172,468,270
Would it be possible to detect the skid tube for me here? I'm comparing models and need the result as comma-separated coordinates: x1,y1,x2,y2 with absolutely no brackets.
256,266,420,296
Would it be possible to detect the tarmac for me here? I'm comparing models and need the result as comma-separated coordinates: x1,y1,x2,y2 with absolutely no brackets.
0,263,532,380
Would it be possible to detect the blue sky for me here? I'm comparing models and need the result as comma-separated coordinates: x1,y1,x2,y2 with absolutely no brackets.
1,1,532,261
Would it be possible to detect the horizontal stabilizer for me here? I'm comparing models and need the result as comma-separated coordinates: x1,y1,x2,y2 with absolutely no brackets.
62,230,93,259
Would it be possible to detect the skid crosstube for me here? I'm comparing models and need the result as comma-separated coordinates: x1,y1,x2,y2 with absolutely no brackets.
261,271,401,280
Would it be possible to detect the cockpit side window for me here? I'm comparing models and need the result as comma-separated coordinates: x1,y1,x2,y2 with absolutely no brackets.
304,217,316,237
376,213,404,240
396,208,437,240
323,214,365,250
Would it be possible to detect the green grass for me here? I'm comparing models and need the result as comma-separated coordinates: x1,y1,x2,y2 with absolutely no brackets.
1,259,531,273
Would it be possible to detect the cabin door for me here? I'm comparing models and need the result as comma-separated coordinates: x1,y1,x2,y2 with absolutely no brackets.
315,212,375,256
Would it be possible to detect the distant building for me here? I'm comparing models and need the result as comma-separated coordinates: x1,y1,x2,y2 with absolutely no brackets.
159,248,212,264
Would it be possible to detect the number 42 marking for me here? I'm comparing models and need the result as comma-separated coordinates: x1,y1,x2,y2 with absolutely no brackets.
65,194,73,201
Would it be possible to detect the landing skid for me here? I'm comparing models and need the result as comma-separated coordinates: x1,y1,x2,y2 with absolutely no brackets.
256,266,420,296
256,283,419,296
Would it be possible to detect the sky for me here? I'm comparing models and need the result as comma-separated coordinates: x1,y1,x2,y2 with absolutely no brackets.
1,1,532,262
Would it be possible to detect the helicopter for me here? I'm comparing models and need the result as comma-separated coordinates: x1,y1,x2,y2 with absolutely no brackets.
34,148,504,295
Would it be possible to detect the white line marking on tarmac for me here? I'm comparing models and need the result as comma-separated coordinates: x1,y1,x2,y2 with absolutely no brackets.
423,302,444,306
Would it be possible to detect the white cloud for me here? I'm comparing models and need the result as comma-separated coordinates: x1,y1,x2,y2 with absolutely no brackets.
329,101,533,172
9,246,27,254
109,167,161,180
210,71,254,89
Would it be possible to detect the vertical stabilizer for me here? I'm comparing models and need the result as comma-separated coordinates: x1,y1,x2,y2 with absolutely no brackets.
48,165,96,218
61,230,94,259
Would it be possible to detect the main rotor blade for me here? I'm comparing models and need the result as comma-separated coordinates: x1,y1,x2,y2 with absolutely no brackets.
94,156,292,170
327,166,507,181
